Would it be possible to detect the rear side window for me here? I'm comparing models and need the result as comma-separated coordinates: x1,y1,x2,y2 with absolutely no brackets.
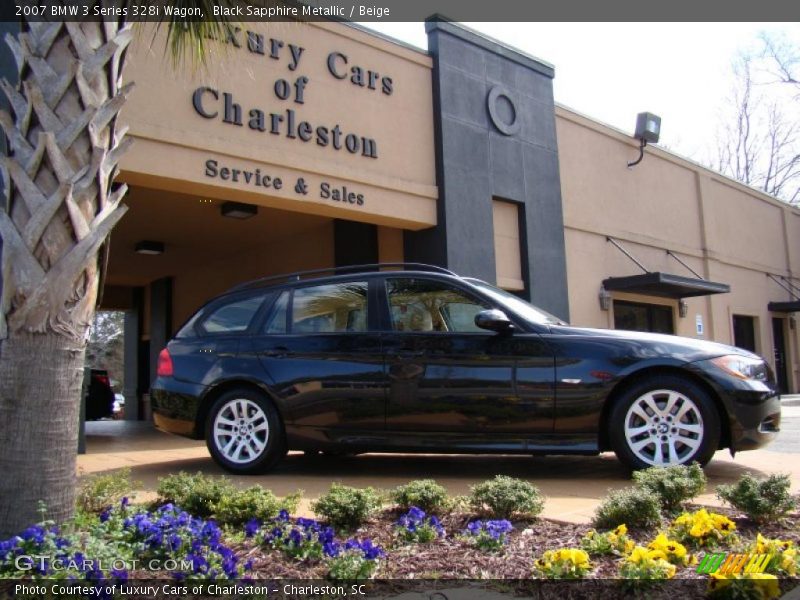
292,282,368,333
200,295,265,334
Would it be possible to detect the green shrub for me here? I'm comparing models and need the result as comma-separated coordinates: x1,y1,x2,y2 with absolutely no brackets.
469,475,544,519
77,467,139,514
214,486,301,527
327,550,380,580
592,487,661,530
716,473,796,523
632,463,706,514
392,479,450,514
311,483,382,530
156,472,235,518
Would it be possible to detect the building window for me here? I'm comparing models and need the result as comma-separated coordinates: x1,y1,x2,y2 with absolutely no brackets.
732,315,757,353
613,300,674,334
492,199,524,291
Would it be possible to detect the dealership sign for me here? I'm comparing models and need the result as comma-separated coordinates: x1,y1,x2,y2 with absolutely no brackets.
191,28,391,160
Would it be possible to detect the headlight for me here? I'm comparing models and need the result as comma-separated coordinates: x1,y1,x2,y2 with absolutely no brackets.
710,355,769,381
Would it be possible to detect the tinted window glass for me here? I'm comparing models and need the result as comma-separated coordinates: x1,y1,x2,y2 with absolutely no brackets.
386,278,487,333
614,300,674,334
263,291,290,334
201,295,264,334
292,282,368,333
733,315,757,352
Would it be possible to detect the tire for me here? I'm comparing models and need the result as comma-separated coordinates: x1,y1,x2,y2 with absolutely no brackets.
608,375,720,470
205,388,286,474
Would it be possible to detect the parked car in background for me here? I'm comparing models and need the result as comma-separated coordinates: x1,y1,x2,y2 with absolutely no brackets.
151,264,781,474
84,369,115,420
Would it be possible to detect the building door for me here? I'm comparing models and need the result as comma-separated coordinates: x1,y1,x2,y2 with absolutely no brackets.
772,317,789,394
732,315,757,352
614,300,674,334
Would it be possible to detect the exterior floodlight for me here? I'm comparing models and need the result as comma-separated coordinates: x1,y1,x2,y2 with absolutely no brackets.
221,201,258,219
628,112,662,168
135,240,164,255
635,112,661,143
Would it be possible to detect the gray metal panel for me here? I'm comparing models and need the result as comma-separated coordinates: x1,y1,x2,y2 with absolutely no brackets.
416,18,570,320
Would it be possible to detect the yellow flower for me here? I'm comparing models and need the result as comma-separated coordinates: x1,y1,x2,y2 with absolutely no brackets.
614,524,628,536
711,513,735,534
648,549,668,562
708,572,734,592
585,529,596,539
624,539,636,554
663,561,677,579
628,546,651,564
755,533,768,554
558,548,590,567
649,533,670,551
745,573,780,600
690,521,712,538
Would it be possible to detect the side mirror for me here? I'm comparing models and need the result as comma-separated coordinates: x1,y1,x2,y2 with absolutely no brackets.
475,309,514,333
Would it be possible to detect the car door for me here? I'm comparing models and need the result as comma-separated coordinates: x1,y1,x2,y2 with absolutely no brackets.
381,276,553,436
248,279,385,434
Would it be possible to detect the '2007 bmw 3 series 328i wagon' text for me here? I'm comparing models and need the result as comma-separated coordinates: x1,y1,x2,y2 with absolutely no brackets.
151,264,781,474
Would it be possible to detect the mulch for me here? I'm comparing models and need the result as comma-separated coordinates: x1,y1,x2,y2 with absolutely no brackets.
237,504,800,582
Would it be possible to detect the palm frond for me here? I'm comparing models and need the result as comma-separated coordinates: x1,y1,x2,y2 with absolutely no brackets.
130,0,244,70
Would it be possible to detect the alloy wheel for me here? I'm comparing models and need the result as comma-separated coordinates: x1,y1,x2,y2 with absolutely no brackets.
623,388,704,466
212,398,270,464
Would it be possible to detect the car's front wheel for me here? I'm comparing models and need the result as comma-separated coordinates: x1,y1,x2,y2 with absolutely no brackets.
205,388,285,474
609,375,720,469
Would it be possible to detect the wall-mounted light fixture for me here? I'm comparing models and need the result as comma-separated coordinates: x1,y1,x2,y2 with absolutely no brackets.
221,201,258,219
135,240,165,255
679,299,689,318
790,316,796,331
599,286,612,311
627,112,661,168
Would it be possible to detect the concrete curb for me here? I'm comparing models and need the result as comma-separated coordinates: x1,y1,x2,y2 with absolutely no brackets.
782,395,800,407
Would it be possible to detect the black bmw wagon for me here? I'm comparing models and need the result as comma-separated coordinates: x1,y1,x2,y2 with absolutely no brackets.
151,264,780,474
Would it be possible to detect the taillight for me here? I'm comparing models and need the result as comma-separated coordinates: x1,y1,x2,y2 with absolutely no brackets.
157,348,174,377
94,374,110,386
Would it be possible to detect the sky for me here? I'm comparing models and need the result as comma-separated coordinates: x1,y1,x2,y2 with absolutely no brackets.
359,22,800,167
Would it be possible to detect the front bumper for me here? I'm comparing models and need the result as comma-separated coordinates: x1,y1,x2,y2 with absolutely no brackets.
727,391,781,452
689,360,781,453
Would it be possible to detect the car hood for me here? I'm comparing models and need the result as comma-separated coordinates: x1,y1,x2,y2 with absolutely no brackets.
546,325,761,362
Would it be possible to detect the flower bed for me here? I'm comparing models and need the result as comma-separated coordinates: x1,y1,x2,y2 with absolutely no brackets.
1,469,799,599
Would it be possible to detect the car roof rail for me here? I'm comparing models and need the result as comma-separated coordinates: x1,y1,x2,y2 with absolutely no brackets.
226,262,459,293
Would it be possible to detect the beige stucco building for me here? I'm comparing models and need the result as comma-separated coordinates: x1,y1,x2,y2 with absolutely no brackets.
69,19,797,411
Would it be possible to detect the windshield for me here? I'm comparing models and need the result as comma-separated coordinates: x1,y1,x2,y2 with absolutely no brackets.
466,279,568,326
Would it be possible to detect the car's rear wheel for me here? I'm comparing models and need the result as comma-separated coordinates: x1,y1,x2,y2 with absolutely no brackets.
205,388,285,474
609,375,720,469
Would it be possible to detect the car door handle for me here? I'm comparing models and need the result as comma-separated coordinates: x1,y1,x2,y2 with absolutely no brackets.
263,347,290,358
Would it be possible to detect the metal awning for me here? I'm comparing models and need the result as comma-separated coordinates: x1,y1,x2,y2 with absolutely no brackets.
768,301,800,313
602,272,731,299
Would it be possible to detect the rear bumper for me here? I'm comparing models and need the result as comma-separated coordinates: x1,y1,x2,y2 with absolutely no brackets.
151,377,206,439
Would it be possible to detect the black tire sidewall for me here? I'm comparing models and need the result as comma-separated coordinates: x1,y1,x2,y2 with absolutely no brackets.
609,375,720,470
205,388,285,474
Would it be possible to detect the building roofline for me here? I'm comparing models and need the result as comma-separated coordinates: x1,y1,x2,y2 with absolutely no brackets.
555,102,800,215
424,16,555,78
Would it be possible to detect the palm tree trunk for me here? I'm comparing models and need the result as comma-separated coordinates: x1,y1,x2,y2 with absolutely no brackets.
0,19,131,535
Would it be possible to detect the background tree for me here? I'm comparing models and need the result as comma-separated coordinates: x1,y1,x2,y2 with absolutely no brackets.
0,2,234,535
714,36,800,206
